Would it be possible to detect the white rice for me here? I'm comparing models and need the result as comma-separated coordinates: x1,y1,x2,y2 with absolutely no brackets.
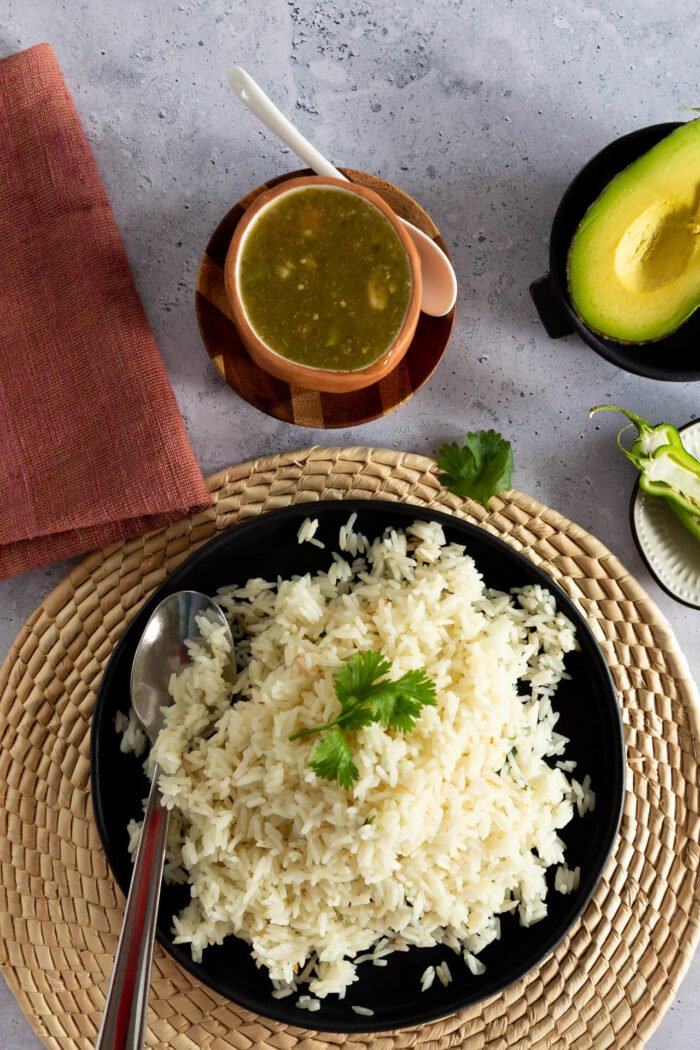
114,709,147,757
420,965,436,991
572,774,596,817
554,864,581,895
271,984,294,999
464,950,486,976
120,515,591,1003
338,512,368,556
297,517,325,549
436,961,452,987
296,995,321,1011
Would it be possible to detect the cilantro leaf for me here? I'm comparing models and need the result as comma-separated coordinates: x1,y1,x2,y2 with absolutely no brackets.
368,670,437,731
437,430,513,508
333,650,392,730
290,652,438,789
334,701,375,732
309,727,359,789
335,651,391,707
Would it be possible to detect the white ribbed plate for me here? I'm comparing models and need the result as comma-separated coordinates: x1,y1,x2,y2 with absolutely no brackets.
631,419,700,608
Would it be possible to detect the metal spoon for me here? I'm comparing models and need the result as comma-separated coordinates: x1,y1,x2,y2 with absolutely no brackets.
96,590,235,1050
228,66,458,318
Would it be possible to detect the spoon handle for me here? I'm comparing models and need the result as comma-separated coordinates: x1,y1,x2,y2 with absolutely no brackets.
228,66,457,318
228,66,347,182
96,767,169,1050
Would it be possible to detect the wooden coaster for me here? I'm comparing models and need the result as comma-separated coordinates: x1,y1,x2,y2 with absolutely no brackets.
195,169,456,428
0,447,698,1049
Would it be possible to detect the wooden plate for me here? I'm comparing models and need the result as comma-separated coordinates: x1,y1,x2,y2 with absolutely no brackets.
195,168,456,429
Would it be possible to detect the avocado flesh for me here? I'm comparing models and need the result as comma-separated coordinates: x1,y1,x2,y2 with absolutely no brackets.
568,120,700,343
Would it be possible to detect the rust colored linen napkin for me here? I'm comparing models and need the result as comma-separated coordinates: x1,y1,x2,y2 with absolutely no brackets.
0,44,212,580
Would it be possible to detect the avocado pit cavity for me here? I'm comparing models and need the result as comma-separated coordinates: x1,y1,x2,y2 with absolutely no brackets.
614,199,699,294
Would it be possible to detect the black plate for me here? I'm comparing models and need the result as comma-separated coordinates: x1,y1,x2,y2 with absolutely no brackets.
531,121,700,382
91,501,625,1033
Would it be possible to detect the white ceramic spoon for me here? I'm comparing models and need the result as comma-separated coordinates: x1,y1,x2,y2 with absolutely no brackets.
228,66,458,318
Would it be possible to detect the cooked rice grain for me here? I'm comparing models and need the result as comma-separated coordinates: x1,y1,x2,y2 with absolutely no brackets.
297,517,325,549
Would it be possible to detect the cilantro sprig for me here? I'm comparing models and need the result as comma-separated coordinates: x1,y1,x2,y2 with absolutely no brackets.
437,429,513,508
290,651,437,789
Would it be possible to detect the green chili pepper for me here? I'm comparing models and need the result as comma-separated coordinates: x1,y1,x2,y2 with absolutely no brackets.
589,405,700,542
591,405,683,458
668,502,700,544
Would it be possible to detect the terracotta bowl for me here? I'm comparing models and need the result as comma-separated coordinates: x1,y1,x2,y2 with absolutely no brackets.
223,175,422,393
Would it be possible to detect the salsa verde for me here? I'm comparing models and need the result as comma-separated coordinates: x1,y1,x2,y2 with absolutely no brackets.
238,186,413,370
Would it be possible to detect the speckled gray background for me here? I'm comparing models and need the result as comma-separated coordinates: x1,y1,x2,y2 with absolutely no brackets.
0,0,698,1046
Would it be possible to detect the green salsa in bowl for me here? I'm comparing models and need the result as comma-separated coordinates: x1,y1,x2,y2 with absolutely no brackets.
225,176,421,393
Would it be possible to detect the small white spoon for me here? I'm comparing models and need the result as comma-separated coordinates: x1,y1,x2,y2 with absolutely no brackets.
228,66,458,318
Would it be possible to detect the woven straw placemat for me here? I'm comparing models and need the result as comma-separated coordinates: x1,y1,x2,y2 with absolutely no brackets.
1,447,698,1050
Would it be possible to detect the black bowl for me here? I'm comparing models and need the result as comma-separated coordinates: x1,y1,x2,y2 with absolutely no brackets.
91,501,625,1033
531,121,700,382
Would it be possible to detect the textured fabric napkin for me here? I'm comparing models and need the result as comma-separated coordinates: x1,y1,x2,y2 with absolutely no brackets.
0,44,212,580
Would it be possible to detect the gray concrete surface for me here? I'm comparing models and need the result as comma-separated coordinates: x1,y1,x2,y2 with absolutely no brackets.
0,0,698,1046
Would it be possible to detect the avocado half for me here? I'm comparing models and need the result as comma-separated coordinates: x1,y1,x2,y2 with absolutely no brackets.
567,119,700,343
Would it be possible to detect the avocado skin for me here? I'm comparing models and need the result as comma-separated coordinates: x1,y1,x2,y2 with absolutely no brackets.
567,120,700,344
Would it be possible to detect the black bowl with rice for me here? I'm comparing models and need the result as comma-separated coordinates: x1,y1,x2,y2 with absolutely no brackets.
92,501,625,1033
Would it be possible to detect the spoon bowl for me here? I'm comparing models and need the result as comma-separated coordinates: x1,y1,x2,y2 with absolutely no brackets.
131,590,233,743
